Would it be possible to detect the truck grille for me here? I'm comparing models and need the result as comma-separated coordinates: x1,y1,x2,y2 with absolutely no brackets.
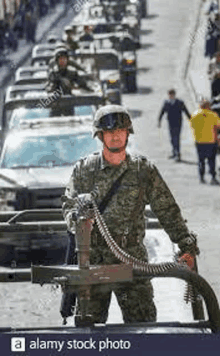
30,188,65,209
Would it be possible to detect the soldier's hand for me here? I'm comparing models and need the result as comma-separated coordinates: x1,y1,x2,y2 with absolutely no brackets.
178,232,200,256
71,193,94,222
178,253,194,269
60,77,71,87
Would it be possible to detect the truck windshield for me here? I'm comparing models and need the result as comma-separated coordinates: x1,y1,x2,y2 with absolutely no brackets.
0,133,100,168
8,105,95,130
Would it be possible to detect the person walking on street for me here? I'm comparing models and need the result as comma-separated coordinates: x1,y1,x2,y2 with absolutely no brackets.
158,89,191,162
24,0,37,43
190,99,220,184
62,104,200,325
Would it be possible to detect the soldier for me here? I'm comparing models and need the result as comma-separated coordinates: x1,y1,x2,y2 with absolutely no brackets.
63,26,79,53
47,43,84,72
61,104,200,325
23,0,37,43
46,47,93,95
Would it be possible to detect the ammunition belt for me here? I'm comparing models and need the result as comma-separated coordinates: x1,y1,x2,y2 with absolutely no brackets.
91,232,138,248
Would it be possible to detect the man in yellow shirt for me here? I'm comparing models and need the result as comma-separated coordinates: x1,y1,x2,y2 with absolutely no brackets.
190,99,220,184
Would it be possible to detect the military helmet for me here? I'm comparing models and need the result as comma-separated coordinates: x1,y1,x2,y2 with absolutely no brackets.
93,104,134,138
54,46,69,60
64,25,74,33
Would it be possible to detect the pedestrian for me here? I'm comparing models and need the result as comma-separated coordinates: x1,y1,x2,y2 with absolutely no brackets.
204,0,219,16
208,51,220,80
0,21,5,54
158,89,191,162
211,71,220,97
189,99,220,184
62,104,200,325
24,0,37,43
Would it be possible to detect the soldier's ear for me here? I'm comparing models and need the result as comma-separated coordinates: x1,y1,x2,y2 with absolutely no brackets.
97,132,103,142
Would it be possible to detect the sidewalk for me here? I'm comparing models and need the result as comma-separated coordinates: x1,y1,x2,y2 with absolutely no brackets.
0,2,67,88
186,3,211,103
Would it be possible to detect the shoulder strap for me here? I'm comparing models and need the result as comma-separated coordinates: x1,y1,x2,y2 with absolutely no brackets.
98,168,128,214
87,152,129,214
128,156,146,223
99,156,146,217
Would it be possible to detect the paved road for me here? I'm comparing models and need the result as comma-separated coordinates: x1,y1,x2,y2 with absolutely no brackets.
0,0,219,330
123,0,220,304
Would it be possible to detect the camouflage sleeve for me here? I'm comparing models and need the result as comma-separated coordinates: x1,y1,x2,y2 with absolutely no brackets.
61,160,83,231
144,160,191,245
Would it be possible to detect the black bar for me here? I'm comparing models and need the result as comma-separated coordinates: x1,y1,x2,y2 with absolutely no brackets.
0,321,212,334
0,268,31,282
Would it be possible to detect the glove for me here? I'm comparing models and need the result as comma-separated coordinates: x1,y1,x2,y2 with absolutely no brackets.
178,253,194,269
71,194,94,221
178,232,200,256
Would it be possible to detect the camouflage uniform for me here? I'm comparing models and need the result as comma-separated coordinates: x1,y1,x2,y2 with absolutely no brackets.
62,150,192,323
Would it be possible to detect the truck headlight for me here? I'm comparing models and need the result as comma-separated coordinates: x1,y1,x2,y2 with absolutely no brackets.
108,79,118,84
123,59,136,65
107,79,120,89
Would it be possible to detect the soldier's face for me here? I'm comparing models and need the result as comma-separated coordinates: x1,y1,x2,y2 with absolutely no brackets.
103,129,128,149
58,56,68,68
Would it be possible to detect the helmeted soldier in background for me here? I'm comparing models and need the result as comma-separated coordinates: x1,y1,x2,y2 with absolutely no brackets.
23,0,37,43
62,104,200,325
63,25,79,52
47,44,86,74
46,47,92,95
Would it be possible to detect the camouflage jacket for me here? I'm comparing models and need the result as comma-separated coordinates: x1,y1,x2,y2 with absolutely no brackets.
46,64,78,95
62,151,191,259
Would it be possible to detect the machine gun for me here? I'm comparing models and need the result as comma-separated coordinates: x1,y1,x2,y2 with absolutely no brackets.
0,204,219,333
0,208,219,333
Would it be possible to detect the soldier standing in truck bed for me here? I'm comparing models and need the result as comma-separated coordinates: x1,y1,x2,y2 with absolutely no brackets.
46,47,93,95
62,104,199,324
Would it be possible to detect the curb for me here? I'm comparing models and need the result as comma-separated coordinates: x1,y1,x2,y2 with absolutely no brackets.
0,4,68,89
182,0,205,106
183,0,204,80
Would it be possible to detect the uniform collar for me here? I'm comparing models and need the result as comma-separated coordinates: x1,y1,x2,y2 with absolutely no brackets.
100,151,130,170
